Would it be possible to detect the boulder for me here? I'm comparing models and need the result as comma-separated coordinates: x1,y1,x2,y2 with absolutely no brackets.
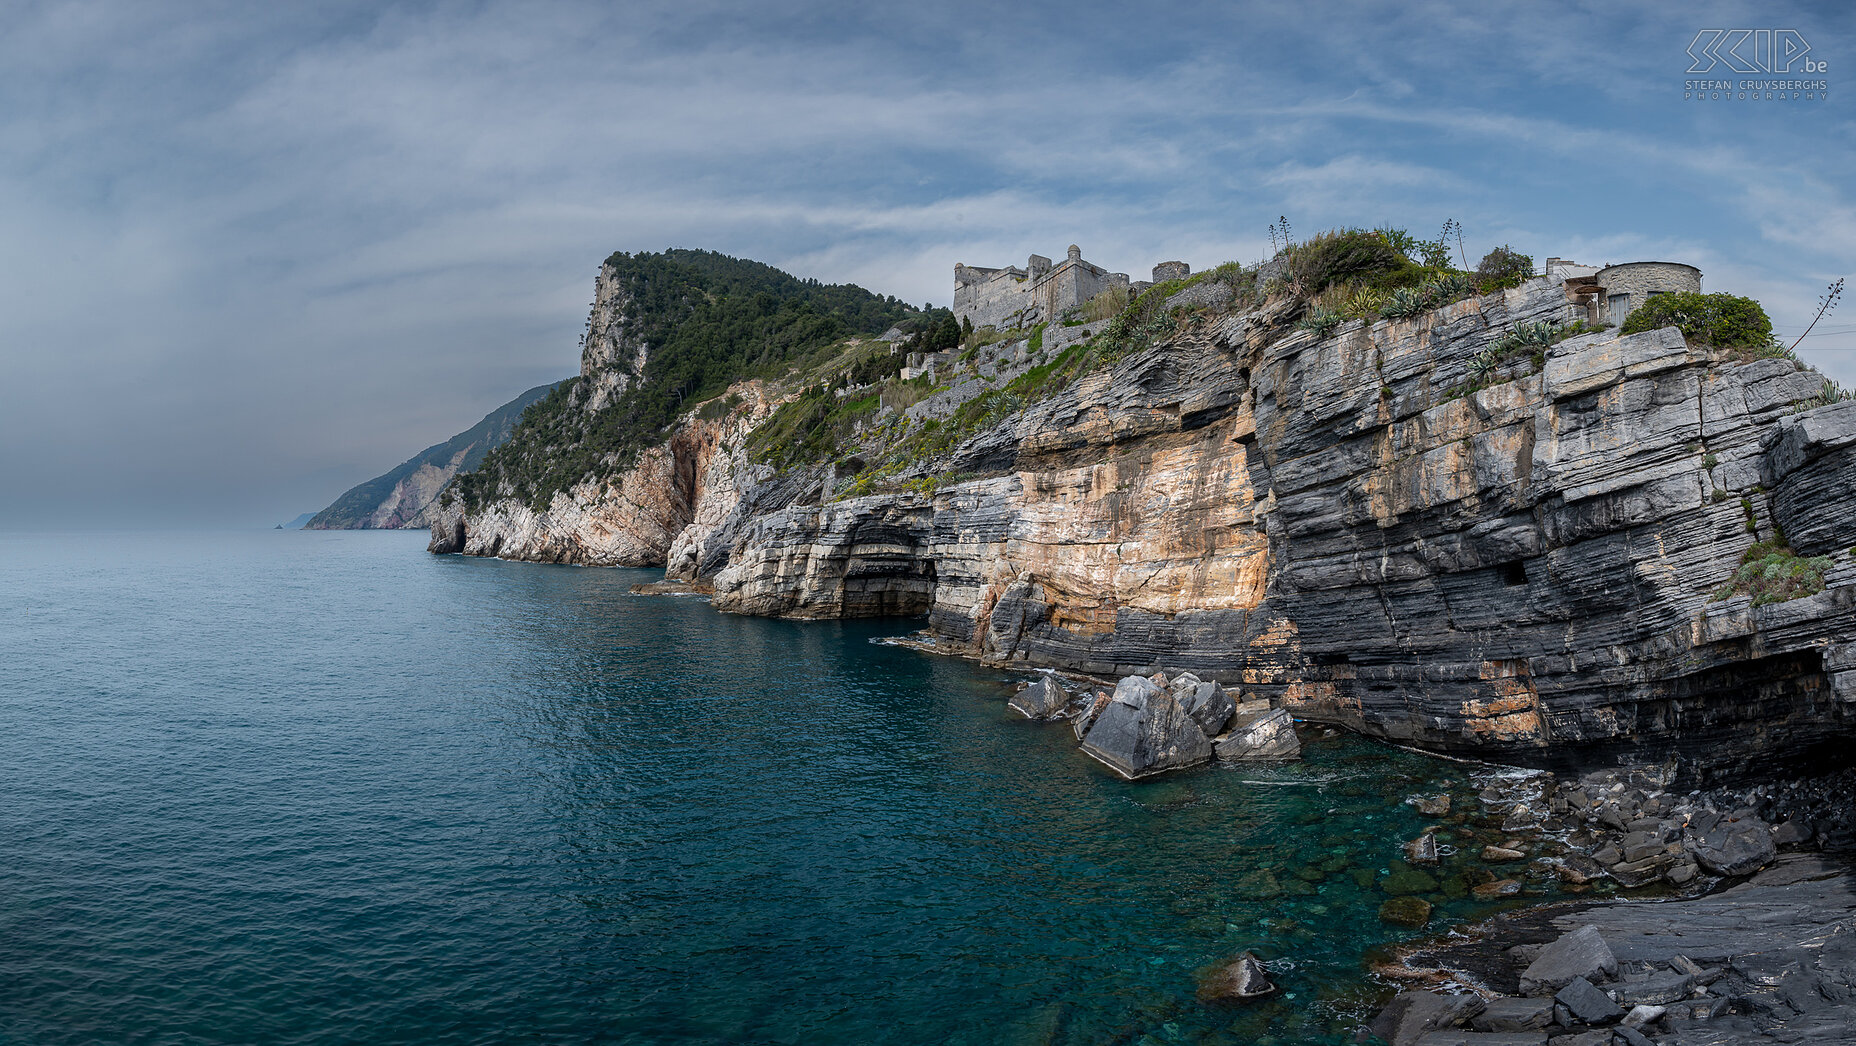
1620,1004,1665,1029
1174,678,1237,737
1469,996,1554,1032
1008,675,1066,719
1195,951,1274,1002
1079,675,1213,778
1413,795,1452,816
1405,832,1441,865
1482,846,1526,862
1369,990,1485,1046
1553,977,1623,1025
1211,708,1300,761
1070,690,1110,740
1686,816,1777,877
1518,925,1618,995
1472,878,1523,899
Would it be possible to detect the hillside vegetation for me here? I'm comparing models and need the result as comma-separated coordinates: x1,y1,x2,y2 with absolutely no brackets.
453,250,921,511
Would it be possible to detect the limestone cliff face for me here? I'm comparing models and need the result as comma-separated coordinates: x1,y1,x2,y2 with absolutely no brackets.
437,273,1856,781
430,383,783,565
579,260,649,412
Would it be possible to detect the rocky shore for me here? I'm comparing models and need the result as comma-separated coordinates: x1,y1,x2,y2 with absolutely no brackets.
441,261,1856,782
1371,765,1855,1045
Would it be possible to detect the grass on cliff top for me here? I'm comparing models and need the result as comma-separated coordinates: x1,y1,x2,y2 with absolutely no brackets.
1712,539,1835,606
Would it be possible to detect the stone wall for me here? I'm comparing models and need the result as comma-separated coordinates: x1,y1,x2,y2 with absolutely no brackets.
955,245,1132,329
1596,262,1703,325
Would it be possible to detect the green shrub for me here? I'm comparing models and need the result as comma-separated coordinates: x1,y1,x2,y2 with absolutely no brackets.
1474,245,1534,291
1280,229,1418,297
1620,292,1773,350
1712,540,1834,605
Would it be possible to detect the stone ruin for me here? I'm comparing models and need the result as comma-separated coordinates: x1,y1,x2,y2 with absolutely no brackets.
954,246,1204,330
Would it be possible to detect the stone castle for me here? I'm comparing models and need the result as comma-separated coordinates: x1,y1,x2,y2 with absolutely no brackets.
958,245,1703,332
954,245,1193,329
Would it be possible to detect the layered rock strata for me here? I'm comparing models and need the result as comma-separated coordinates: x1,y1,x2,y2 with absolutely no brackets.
439,273,1856,780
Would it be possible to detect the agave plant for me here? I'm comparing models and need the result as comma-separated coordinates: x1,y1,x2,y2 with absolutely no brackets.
1466,347,1505,383
1298,306,1344,338
1428,272,1477,302
1380,287,1428,318
1343,287,1388,319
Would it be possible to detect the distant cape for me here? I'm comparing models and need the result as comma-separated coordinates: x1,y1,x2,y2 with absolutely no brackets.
306,381,564,529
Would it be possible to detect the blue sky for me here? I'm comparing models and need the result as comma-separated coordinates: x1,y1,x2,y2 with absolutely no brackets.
2,0,1851,526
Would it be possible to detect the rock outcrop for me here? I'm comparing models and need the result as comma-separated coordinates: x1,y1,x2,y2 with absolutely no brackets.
1387,855,1856,1046
439,263,1856,781
692,280,1856,781
1077,675,1214,779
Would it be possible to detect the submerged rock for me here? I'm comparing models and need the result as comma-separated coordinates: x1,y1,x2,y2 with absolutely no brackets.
1195,951,1275,1003
1378,896,1432,927
1078,675,1213,778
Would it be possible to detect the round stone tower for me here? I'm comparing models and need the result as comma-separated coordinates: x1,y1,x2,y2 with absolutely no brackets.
1595,262,1702,325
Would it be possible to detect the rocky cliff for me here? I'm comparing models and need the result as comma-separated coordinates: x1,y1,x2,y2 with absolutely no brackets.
436,258,1856,783
309,381,561,529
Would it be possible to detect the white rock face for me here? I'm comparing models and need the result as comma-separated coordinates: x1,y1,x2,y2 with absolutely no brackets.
580,261,649,412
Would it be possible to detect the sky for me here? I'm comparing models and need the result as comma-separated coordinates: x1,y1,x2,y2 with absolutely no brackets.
1,1,1852,527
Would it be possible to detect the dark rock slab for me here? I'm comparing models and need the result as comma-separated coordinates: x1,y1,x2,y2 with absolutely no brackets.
1614,970,1693,1006
1685,816,1777,877
1519,925,1619,995
1370,990,1486,1046
1555,976,1624,1024
1469,996,1554,1032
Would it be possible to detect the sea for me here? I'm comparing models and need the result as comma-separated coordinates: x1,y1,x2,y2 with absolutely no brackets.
0,530,1581,1045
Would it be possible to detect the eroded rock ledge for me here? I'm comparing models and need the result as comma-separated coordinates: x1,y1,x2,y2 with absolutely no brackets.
438,275,1856,781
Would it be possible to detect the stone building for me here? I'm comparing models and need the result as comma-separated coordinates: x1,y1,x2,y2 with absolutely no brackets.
1594,262,1703,325
1550,259,1703,326
953,244,1132,329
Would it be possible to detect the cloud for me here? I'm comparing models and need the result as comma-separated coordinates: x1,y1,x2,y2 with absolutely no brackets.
0,0,1851,526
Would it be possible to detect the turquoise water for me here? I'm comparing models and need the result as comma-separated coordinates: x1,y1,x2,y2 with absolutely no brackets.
0,531,1568,1045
